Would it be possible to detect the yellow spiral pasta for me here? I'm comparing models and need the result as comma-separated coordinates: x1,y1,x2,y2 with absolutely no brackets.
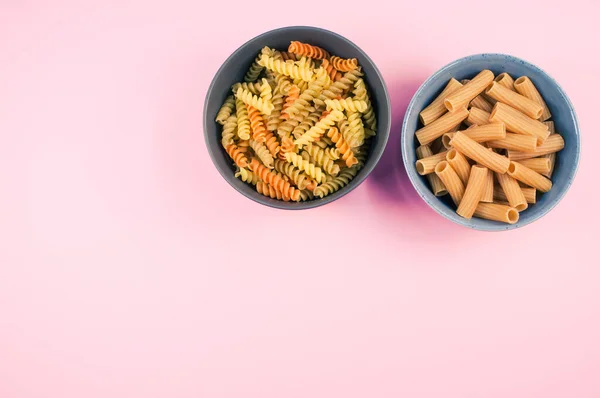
338,113,364,149
220,114,237,148
258,54,314,82
259,78,272,103
215,95,235,125
235,86,274,116
234,166,260,185
304,143,340,176
284,152,327,184
294,110,344,148
324,98,368,113
274,159,316,190
249,139,274,169
313,166,359,198
283,67,329,121
274,74,292,96
235,98,251,140
353,78,376,131
232,82,262,96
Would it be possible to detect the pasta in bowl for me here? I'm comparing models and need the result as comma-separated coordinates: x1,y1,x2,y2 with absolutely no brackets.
204,26,391,209
402,54,580,230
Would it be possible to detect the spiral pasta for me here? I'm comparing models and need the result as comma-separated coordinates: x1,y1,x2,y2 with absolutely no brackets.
313,165,359,198
235,87,275,116
327,127,358,167
258,54,314,82
259,78,272,103
340,111,365,148
291,109,321,140
294,110,344,148
215,95,235,125
330,55,358,72
315,67,363,106
256,181,285,201
249,139,274,169
304,143,340,176
284,152,327,184
274,74,292,96
283,67,329,121
234,166,260,185
274,159,315,191
221,114,237,148
235,98,251,140
225,144,249,168
267,89,284,132
299,189,315,201
263,131,280,158
321,58,342,81
288,41,330,60
324,98,368,113
247,105,268,143
232,82,262,96
282,85,300,119
353,78,377,131
251,159,299,201
244,46,270,82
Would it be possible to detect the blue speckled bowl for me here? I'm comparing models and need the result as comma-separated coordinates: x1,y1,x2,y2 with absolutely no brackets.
401,54,580,231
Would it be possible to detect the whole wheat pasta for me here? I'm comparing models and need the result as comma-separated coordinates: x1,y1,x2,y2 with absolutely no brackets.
485,81,543,119
513,76,552,121
494,185,536,204
481,168,494,203
515,158,551,174
444,70,494,112
457,165,488,218
506,134,564,160
446,148,471,184
449,132,510,173
415,107,469,145
415,149,449,175
419,78,463,125
507,161,552,192
489,102,549,145
474,203,519,224
444,122,506,148
469,95,493,112
216,95,236,125
416,145,447,196
494,73,515,90
496,172,528,211
435,161,465,206
486,132,538,152
466,107,491,126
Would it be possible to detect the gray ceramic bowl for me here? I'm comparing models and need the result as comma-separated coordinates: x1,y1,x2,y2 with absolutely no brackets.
402,54,580,231
204,26,391,209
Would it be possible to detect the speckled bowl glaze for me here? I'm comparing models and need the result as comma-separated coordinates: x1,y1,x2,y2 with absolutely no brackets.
204,26,391,209
402,54,580,231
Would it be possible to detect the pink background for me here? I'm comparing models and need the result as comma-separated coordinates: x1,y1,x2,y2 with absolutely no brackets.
1,1,599,397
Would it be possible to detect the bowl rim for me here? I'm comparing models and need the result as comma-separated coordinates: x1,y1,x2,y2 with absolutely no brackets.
203,25,391,210
401,53,581,231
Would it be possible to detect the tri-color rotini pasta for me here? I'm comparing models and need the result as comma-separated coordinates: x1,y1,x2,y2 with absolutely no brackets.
215,41,377,202
414,70,564,223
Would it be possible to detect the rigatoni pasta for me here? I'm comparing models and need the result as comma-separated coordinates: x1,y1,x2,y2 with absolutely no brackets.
456,165,488,218
435,161,465,206
419,78,463,125
513,76,552,121
416,145,447,196
444,70,494,112
485,82,543,119
489,102,550,145
415,107,469,145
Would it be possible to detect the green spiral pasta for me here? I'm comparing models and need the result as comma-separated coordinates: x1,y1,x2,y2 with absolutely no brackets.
232,82,262,96
235,87,275,116
258,54,314,82
235,98,251,140
234,166,260,185
294,110,344,148
215,95,235,125
266,90,284,132
284,68,329,121
313,166,360,198
273,159,315,190
284,152,327,184
221,114,237,148
304,144,340,176
314,67,364,106
244,46,271,83
299,189,315,201
291,109,320,139
249,139,274,169
324,98,368,113
353,78,377,131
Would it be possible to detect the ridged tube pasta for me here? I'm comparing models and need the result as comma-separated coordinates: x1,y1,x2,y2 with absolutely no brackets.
235,87,275,116
444,70,494,113
434,161,465,206
234,167,260,185
481,168,494,203
446,148,471,184
415,150,448,175
249,139,274,169
258,54,314,82
456,165,488,219
416,145,447,196
320,58,342,81
506,134,564,161
485,81,543,119
353,78,376,131
235,98,251,140
327,127,358,167
284,152,327,184
274,159,315,191
474,203,519,224
220,114,237,148
324,98,368,113
496,172,528,211
513,76,552,121
283,68,329,120
494,73,515,90
330,56,358,72
313,166,359,198
215,95,235,125
469,95,493,112
294,110,344,148
244,46,271,82
494,185,536,204
247,106,267,143
304,143,341,176
450,131,510,173
415,107,469,146
489,102,549,145
419,78,463,126
507,161,552,192
487,132,538,152
466,107,491,126
225,144,249,168
288,41,329,60
445,123,506,148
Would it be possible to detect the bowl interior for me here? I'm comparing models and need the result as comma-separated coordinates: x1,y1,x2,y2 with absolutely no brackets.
402,54,580,230
204,26,390,209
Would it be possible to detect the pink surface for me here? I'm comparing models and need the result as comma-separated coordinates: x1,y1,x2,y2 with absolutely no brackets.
1,1,599,397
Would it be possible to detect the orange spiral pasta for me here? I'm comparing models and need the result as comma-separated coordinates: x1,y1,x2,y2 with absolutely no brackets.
320,58,342,81
327,127,358,167
250,158,292,193
256,181,285,201
288,41,330,60
225,144,249,168
330,56,358,72
282,85,300,119
247,106,267,143
263,131,280,158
